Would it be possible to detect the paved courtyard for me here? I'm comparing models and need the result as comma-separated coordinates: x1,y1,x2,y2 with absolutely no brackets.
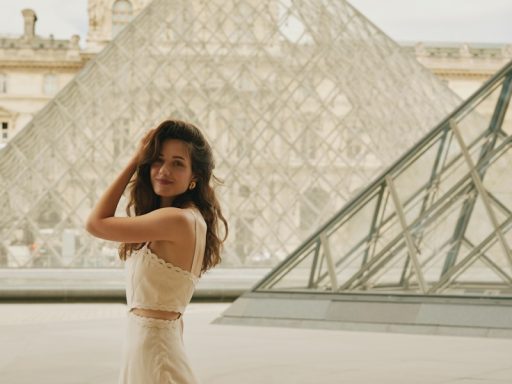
0,302,511,383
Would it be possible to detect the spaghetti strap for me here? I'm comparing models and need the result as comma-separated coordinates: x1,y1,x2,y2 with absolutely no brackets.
188,208,203,277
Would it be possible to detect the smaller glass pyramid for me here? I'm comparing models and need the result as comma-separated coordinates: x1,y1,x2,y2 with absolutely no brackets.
255,61,512,296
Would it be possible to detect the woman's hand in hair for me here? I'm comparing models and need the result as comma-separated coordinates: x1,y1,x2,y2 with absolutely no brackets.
131,129,155,165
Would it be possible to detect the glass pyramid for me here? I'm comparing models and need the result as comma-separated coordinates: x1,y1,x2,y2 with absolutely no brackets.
0,0,460,269
255,61,512,296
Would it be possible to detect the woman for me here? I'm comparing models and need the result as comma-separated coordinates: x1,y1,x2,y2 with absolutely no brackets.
86,119,228,383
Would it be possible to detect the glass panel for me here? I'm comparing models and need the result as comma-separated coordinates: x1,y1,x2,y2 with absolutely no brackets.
482,138,512,213
327,193,378,265
454,81,504,166
502,85,512,136
363,243,408,291
393,137,439,206
270,244,318,291
464,196,495,245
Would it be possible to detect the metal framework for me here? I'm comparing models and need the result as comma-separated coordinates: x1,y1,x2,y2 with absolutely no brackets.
0,0,459,269
256,61,512,296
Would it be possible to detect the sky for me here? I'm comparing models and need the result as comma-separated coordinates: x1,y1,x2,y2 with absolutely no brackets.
0,0,510,45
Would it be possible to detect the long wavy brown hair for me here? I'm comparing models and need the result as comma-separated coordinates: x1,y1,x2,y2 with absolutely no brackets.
119,119,228,274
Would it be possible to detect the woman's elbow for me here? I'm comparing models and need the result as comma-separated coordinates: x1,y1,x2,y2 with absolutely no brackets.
85,218,100,237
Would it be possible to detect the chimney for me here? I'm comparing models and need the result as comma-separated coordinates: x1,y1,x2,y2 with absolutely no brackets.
21,9,37,39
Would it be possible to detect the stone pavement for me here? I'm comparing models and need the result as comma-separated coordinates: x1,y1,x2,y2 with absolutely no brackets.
0,302,511,384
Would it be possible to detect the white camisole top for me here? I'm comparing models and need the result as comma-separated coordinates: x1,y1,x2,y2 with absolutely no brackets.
124,208,206,315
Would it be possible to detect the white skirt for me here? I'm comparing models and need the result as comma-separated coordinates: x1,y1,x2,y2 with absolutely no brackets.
118,311,199,384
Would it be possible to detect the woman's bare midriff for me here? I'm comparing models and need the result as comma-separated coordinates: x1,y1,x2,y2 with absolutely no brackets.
131,307,181,320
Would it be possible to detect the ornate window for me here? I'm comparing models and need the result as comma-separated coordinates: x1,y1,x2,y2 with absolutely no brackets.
112,0,133,38
1,121,8,140
43,74,58,95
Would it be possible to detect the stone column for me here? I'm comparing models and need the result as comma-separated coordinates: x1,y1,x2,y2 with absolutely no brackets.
21,9,37,39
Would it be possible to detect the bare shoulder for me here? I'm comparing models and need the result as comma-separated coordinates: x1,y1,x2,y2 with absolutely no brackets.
149,208,199,268
156,207,193,222
155,207,196,234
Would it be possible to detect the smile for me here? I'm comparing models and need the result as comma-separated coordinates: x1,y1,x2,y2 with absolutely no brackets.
156,179,173,185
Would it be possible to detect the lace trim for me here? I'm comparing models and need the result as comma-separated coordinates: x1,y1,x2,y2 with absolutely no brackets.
129,311,181,329
129,303,185,313
142,245,199,284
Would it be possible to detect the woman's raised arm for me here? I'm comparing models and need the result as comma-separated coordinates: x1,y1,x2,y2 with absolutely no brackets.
85,129,194,243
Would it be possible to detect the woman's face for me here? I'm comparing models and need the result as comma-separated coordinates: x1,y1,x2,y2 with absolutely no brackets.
150,139,195,206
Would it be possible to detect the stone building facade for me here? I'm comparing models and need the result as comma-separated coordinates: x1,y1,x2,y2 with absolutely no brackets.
0,9,86,145
404,42,512,99
86,0,151,52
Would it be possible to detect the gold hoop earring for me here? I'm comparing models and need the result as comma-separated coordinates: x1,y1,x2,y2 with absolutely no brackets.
189,181,196,190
